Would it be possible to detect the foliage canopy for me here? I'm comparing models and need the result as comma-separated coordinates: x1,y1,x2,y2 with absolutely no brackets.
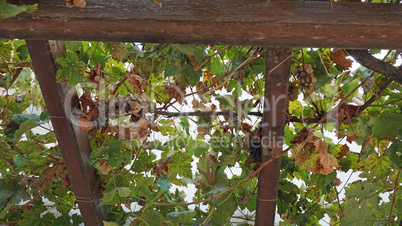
0,39,401,225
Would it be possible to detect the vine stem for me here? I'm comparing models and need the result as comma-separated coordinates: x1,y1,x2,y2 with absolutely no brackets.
0,62,31,68
309,64,375,131
186,53,266,98
231,215,255,221
195,46,232,71
131,67,384,207
9,160,63,210
111,72,129,97
131,148,289,207
200,198,216,225
159,51,266,110
333,184,342,222
389,170,401,226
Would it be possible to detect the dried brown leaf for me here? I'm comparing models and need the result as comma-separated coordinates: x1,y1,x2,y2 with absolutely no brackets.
331,49,353,70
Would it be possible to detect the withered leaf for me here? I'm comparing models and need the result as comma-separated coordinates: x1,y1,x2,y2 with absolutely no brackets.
292,133,338,175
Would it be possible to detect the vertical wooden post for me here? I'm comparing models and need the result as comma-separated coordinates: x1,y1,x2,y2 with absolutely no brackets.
26,40,108,225
255,47,292,225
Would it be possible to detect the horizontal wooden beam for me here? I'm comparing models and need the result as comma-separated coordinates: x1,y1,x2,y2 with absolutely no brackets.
1,1,402,48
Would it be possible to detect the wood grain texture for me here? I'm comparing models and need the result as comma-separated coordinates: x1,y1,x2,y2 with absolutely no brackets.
1,1,402,48
26,40,108,226
256,47,292,226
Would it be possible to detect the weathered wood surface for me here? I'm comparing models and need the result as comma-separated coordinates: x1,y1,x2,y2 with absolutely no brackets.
256,47,291,225
1,1,402,48
26,40,108,226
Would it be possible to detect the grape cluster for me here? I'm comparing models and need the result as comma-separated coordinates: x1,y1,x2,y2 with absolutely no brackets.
94,75,110,83
288,81,300,101
249,124,262,163
296,64,317,93
249,136,262,163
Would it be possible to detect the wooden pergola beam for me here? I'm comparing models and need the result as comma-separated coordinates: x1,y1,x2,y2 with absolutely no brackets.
2,1,402,49
26,40,108,225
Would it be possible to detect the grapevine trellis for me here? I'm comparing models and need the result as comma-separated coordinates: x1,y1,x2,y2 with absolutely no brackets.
1,0,402,225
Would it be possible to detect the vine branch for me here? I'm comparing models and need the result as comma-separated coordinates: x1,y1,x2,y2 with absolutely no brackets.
346,49,402,85
389,170,401,226
129,148,289,207
195,46,232,71
9,160,63,210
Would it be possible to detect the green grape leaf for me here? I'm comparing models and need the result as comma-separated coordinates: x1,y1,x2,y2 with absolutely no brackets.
311,171,336,194
210,193,237,225
368,155,392,178
16,45,29,61
284,126,296,146
144,140,168,152
11,112,49,125
101,187,118,205
117,187,132,197
0,0,37,19
53,214,83,226
105,140,124,168
192,143,209,157
164,62,178,77
159,119,176,136
132,150,156,173
341,79,359,98
180,117,190,134
55,51,86,86
172,44,195,56
342,182,379,225
209,57,224,78
169,151,192,178
178,64,201,86
134,210,165,226
156,177,171,193
222,143,240,166
14,119,37,142
385,140,402,169
167,211,195,224
18,208,56,226
370,113,402,140
289,100,302,116
301,107,314,117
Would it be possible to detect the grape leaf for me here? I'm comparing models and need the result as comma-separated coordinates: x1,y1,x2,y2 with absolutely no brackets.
134,210,165,226
19,208,56,226
292,133,338,175
13,119,37,142
210,193,237,225
198,154,217,185
167,211,196,224
11,112,49,125
55,51,86,86
53,214,83,226
342,182,379,225
370,113,402,140
172,44,195,56
192,143,209,157
385,140,402,169
368,155,392,178
0,0,37,18
169,151,192,178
